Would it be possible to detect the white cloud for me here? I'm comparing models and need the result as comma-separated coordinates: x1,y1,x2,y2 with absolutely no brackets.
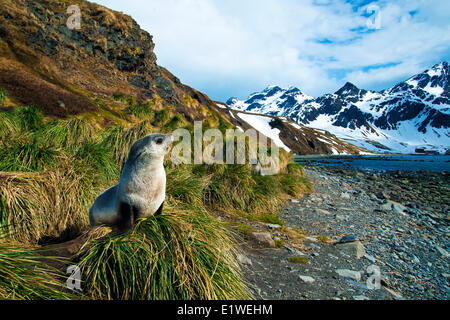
93,0,450,100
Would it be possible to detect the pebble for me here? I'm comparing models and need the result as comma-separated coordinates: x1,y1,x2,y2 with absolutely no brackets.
285,247,306,256
341,193,351,199
337,234,357,243
298,275,316,283
245,166,450,300
315,209,330,215
353,295,369,300
335,269,362,281
364,254,376,263
435,246,450,258
237,254,253,266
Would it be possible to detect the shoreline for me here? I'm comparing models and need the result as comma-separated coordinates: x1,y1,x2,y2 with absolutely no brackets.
241,165,449,300
293,154,450,173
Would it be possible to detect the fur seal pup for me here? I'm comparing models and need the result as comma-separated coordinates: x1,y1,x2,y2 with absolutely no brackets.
89,133,173,234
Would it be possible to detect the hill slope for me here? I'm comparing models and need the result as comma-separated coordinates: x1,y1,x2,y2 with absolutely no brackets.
0,0,366,155
0,0,225,122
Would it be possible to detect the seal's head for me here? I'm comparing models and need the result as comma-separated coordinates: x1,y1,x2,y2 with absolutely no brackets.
127,133,173,163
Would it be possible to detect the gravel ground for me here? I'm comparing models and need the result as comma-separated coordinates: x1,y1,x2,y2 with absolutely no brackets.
241,167,450,300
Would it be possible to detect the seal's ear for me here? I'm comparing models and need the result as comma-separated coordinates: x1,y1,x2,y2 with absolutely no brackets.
114,202,138,235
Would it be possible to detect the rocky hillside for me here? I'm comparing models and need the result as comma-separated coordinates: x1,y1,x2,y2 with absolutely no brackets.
228,63,450,154
0,0,227,122
0,0,369,155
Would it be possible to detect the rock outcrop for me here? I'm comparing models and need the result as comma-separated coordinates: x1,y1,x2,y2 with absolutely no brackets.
0,0,224,121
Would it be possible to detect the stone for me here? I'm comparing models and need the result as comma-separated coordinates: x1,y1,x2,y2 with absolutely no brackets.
286,247,306,256
267,224,282,230
337,234,357,243
435,246,450,258
341,192,351,199
364,254,376,263
315,208,330,215
375,191,387,200
298,275,315,283
335,241,366,259
347,280,369,290
381,200,408,215
335,269,361,281
237,254,252,266
353,295,369,300
251,232,275,247
290,199,300,203
384,287,403,299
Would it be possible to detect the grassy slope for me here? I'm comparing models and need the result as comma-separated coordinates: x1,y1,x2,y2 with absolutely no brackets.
0,96,313,300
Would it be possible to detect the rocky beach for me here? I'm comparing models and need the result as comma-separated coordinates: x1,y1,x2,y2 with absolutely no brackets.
240,166,450,300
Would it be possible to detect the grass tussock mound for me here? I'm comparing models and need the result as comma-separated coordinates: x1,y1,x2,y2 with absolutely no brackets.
79,207,249,300
0,163,96,244
0,240,73,300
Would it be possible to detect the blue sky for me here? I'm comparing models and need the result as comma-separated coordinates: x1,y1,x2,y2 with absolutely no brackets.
93,0,450,101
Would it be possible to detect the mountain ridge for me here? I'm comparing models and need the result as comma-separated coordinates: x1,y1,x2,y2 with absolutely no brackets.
227,62,450,153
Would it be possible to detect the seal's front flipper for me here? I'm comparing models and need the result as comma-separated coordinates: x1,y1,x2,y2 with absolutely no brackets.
154,202,164,216
113,202,137,236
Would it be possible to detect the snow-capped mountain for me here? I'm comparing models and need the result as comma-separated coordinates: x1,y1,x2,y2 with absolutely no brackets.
227,62,450,154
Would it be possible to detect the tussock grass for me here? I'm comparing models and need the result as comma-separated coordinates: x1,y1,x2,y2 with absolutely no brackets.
74,141,118,184
0,240,73,300
15,105,43,131
42,118,98,152
152,108,171,127
78,207,250,300
102,120,153,167
166,164,207,206
203,164,257,212
126,102,154,119
0,88,7,106
286,163,305,177
0,100,314,300
0,111,21,139
0,136,58,172
279,175,313,197
288,256,308,264
0,163,94,244
113,94,135,106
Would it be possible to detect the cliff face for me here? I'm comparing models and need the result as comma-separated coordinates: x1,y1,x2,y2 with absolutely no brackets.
0,0,221,120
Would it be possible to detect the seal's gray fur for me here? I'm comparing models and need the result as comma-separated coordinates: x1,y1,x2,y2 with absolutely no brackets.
89,133,173,233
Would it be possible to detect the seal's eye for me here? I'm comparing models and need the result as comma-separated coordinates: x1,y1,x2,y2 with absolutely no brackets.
155,137,164,145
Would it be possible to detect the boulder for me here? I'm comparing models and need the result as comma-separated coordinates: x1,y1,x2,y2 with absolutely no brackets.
251,232,275,247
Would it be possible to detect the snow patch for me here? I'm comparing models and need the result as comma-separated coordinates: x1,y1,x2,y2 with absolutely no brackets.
236,113,291,152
